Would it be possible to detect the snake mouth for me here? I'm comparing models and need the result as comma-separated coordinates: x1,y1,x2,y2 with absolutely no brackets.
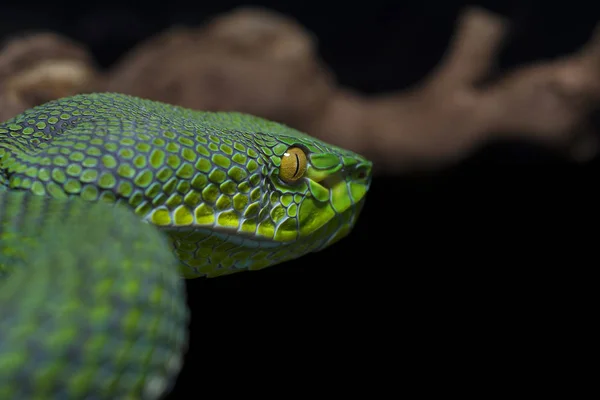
308,161,370,250
312,196,367,252
312,162,372,210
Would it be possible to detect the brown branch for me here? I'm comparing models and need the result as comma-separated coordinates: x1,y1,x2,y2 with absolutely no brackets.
1,7,599,172
432,7,507,87
318,7,600,170
0,33,100,121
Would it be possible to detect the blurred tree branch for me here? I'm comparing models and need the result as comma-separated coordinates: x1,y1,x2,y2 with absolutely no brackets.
0,7,599,172
343,7,600,169
0,33,98,118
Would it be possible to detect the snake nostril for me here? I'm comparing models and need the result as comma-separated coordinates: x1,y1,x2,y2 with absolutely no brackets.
353,167,369,180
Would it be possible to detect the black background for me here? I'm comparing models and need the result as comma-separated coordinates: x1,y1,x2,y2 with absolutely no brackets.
1,1,597,396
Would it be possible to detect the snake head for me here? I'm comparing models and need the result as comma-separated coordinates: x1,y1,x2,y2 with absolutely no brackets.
264,138,372,253
167,113,373,277
0,93,371,278
145,110,373,276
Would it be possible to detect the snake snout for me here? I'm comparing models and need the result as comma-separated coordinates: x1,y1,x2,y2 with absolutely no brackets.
318,161,372,190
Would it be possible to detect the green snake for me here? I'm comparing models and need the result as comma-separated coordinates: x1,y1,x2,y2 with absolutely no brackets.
0,92,372,398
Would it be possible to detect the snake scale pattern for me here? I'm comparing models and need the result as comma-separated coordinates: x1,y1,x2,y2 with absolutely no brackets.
0,92,372,398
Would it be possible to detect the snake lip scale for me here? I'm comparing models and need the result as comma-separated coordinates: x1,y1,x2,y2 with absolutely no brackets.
0,92,372,399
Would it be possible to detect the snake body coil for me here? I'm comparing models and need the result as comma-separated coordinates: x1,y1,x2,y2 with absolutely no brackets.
0,93,372,398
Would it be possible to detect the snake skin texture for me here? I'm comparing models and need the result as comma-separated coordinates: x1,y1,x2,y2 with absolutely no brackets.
0,191,188,399
0,92,372,398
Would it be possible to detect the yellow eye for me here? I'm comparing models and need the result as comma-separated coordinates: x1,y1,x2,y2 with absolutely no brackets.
279,146,307,183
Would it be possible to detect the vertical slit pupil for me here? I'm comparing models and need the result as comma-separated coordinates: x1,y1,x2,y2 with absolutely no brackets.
293,153,300,177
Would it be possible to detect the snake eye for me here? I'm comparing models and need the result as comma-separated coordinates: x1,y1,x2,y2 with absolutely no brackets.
280,146,307,183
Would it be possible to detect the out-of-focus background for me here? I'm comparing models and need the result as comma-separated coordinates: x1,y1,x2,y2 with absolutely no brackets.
1,0,597,395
